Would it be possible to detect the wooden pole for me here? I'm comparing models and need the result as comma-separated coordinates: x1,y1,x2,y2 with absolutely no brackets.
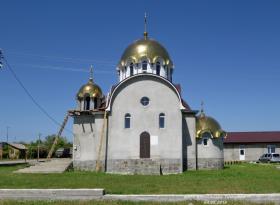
37,133,41,162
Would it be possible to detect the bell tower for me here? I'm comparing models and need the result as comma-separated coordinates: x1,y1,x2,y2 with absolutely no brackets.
76,66,103,111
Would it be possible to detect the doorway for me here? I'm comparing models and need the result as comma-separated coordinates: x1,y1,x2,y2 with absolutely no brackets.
140,132,150,158
239,145,245,161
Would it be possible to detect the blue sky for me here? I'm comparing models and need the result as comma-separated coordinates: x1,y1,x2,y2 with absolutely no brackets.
0,0,280,142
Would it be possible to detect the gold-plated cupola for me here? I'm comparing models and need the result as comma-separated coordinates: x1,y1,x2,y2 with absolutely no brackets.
76,66,102,99
118,38,173,68
196,102,227,138
117,14,173,69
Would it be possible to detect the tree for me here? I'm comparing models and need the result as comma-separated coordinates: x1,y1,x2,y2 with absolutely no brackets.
26,134,72,159
44,134,71,151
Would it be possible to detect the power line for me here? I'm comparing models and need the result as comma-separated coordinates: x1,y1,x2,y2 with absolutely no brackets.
5,50,116,66
11,63,115,74
2,54,73,135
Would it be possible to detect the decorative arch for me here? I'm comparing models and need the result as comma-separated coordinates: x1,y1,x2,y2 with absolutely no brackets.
106,74,185,111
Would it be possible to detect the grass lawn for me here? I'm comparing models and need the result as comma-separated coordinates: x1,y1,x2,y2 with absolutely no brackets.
0,200,275,205
0,163,279,194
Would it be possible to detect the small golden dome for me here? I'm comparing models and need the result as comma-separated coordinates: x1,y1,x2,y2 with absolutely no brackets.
77,79,102,99
118,38,173,68
196,113,226,138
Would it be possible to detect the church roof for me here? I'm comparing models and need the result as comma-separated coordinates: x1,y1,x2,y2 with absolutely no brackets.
76,79,102,99
118,38,173,68
224,131,280,143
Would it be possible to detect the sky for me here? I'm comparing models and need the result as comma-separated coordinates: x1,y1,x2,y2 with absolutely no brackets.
0,0,280,142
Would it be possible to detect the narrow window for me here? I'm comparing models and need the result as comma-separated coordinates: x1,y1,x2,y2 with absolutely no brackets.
130,63,134,76
84,96,90,110
124,113,131,128
142,61,147,72
156,62,160,75
159,113,165,128
93,97,98,109
202,132,211,147
203,138,208,146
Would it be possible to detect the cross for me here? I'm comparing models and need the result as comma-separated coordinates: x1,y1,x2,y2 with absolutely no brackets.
144,12,148,39
89,65,93,81
201,100,204,113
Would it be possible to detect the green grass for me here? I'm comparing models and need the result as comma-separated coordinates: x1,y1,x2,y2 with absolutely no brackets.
0,163,279,194
0,200,275,205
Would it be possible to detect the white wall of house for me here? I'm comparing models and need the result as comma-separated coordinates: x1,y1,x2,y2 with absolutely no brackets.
224,143,280,161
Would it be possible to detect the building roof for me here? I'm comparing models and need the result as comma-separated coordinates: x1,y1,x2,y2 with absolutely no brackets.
224,131,280,143
118,37,173,68
0,142,27,150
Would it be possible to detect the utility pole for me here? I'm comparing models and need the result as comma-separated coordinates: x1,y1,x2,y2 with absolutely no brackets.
37,133,41,162
6,126,9,143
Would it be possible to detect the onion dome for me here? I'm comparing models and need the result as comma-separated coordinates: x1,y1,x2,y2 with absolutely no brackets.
118,38,173,69
76,66,102,99
118,14,173,69
196,104,226,138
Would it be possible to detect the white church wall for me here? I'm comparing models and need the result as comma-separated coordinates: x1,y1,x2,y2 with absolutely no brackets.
73,112,107,171
197,137,224,169
182,115,197,170
106,75,183,174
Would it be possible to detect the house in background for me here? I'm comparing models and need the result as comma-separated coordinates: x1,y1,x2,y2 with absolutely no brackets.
0,142,27,160
224,132,280,162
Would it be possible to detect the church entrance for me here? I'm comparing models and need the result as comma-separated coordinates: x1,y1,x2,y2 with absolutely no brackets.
140,132,150,158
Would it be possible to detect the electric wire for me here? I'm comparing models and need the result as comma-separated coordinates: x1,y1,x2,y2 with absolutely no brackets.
2,55,74,135
5,50,116,66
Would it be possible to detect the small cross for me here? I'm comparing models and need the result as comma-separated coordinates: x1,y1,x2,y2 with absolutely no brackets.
89,65,93,81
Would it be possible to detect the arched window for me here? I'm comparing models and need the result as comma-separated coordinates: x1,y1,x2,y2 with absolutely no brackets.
124,113,131,128
124,67,127,78
142,61,147,72
156,62,160,75
84,96,91,110
130,63,134,76
202,132,211,147
159,113,165,128
93,97,98,109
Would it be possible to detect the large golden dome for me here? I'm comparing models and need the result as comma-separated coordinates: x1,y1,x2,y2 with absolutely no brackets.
118,38,173,68
196,112,226,138
77,79,102,99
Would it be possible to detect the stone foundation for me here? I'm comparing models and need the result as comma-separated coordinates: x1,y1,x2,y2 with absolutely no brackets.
73,158,223,173
73,160,105,171
183,158,197,171
106,159,182,175
197,158,224,170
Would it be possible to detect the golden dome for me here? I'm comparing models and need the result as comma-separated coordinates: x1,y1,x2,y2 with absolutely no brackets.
118,38,173,68
77,79,102,99
196,113,226,138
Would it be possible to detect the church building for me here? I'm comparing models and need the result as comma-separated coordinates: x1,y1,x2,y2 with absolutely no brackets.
69,25,226,174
